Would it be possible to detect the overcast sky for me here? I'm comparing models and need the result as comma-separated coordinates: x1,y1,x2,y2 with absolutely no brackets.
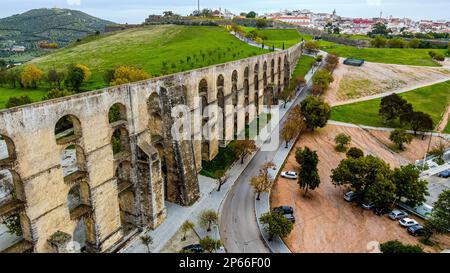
1,0,449,24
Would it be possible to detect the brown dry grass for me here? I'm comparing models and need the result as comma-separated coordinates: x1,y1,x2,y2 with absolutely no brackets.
271,124,450,253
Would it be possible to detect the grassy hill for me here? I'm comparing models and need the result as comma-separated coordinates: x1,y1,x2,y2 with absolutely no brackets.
0,25,268,108
330,81,450,129
29,25,268,90
0,8,114,62
241,27,308,49
318,39,447,67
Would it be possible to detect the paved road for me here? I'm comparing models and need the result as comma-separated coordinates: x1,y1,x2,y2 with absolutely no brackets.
220,74,315,253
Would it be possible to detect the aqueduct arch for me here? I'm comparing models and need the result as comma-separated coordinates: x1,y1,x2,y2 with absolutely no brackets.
0,41,303,252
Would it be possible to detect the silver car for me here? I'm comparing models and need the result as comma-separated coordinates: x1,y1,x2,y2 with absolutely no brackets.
280,171,298,180
344,191,358,202
388,210,408,220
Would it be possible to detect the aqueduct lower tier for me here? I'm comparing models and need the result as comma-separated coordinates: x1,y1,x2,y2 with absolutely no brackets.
0,42,302,253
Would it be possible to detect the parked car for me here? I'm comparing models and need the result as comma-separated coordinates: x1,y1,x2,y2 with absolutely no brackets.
344,191,358,202
399,218,419,228
388,210,408,220
407,225,426,237
362,202,375,210
283,214,296,223
438,169,450,178
273,206,294,215
374,207,389,216
182,244,203,253
280,171,298,180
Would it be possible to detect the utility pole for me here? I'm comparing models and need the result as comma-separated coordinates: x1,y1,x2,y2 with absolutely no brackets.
198,0,200,16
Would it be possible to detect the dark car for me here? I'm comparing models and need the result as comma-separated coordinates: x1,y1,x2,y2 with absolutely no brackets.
182,244,203,253
283,214,296,223
407,225,426,237
438,169,450,178
374,207,389,216
273,206,294,215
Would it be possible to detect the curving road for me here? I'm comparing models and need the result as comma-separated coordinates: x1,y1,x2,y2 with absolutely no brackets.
219,74,316,253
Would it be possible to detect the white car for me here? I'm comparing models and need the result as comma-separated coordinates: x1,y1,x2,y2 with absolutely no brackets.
280,171,298,180
388,210,408,220
399,218,419,228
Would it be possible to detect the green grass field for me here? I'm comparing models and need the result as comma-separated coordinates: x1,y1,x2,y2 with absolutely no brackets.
0,25,269,109
318,40,446,67
0,87,47,108
292,55,315,78
241,27,308,48
444,118,450,134
331,81,450,129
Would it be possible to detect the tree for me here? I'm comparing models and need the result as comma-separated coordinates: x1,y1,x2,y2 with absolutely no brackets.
4,215,22,236
408,38,421,48
198,209,218,232
424,190,450,241
334,133,351,152
331,155,392,204
295,147,320,195
229,139,257,164
65,64,85,92
312,69,334,91
214,170,229,192
365,173,396,207
295,76,306,88
400,111,433,135
392,164,428,207
110,66,151,86
0,59,6,69
387,38,406,48
379,93,412,123
429,140,449,163
180,220,195,241
103,69,115,85
281,118,299,148
259,212,294,240
304,40,319,54
380,240,424,253
300,96,331,131
370,35,387,48
43,89,72,100
199,236,222,253
250,161,276,200
140,234,153,253
389,129,413,151
75,64,91,82
246,11,257,18
278,87,294,108
47,69,65,89
20,64,44,88
256,19,267,29
6,96,32,108
368,22,392,37
346,147,364,159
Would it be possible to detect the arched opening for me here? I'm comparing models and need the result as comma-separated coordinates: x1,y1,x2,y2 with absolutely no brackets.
147,93,162,115
111,128,130,158
72,216,95,253
67,181,91,215
108,103,127,124
61,145,86,183
217,75,225,144
278,56,282,86
271,59,275,83
0,135,15,162
55,115,82,145
232,70,238,107
115,160,137,235
0,170,27,249
199,79,210,160
264,86,274,107
263,72,267,88
153,142,168,200
284,55,290,88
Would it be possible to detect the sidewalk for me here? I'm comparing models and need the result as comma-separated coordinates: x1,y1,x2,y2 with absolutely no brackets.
231,31,281,51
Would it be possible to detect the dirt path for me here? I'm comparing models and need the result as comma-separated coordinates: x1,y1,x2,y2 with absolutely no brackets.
324,59,450,106
436,105,450,132
271,124,450,253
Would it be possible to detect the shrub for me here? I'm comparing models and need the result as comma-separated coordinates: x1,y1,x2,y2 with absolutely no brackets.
110,66,151,86
346,147,364,158
6,95,32,108
334,133,351,152
380,240,424,253
43,89,73,100
21,64,44,88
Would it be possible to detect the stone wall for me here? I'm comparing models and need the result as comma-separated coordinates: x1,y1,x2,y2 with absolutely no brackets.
0,41,302,253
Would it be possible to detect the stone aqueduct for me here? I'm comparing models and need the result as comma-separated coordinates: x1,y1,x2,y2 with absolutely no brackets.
0,42,302,253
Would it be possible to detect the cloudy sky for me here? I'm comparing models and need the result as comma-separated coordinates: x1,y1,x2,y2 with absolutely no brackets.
1,0,449,24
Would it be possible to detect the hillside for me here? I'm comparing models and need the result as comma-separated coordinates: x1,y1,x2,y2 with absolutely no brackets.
0,25,269,108
29,25,269,90
0,8,114,61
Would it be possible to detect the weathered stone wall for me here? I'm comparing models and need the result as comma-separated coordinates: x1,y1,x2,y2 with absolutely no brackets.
0,41,302,252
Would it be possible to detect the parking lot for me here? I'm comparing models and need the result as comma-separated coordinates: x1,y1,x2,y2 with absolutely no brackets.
271,125,450,253
424,175,450,205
